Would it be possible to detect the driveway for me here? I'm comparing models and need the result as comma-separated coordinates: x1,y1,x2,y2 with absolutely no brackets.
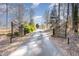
9,29,64,56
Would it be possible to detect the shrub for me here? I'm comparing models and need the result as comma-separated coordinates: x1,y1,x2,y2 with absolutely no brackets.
14,32,20,37
22,23,36,34
29,23,36,31
36,24,39,28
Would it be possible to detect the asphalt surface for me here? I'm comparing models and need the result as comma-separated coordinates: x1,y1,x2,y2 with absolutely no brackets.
9,29,64,56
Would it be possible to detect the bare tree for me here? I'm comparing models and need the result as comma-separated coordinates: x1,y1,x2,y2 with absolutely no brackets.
29,8,35,23
65,3,69,38
43,10,49,28
49,4,58,28
0,4,7,28
6,3,8,28
72,3,78,33
18,4,24,24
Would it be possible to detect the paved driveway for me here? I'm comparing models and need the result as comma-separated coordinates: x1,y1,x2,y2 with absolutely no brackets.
9,29,64,56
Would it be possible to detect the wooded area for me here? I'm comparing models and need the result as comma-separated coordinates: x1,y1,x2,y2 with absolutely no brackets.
0,3,79,56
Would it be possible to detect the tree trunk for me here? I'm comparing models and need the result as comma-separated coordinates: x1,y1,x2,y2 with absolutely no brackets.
65,3,69,38
6,3,8,28
72,3,78,33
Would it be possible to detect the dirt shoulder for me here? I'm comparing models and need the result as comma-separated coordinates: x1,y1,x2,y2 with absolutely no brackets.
45,29,79,56
0,33,32,56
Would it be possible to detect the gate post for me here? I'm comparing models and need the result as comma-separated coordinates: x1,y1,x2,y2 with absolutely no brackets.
19,24,24,37
10,22,13,43
53,28,55,36
67,37,70,44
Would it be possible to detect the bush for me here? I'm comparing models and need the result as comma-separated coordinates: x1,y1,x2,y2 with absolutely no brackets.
36,24,39,28
22,23,36,35
29,23,36,32
23,24,31,34
14,32,20,37
7,32,20,37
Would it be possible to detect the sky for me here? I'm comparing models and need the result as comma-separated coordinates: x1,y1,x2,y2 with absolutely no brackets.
0,3,55,28
24,3,51,25
0,3,73,28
